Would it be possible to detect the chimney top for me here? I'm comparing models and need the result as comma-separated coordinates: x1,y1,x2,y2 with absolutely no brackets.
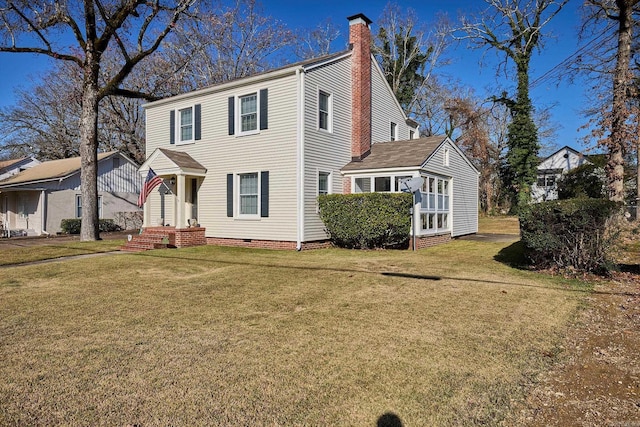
347,13,372,26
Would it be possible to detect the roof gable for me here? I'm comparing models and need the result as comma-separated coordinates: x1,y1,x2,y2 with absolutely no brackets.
139,148,207,176
538,146,591,172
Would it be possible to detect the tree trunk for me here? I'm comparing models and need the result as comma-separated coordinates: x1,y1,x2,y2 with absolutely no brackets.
79,62,100,241
608,0,636,202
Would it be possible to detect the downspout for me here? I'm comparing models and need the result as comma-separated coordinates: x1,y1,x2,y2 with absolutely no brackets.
296,67,305,250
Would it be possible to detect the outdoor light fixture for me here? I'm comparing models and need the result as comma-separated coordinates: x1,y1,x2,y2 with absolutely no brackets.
170,177,176,186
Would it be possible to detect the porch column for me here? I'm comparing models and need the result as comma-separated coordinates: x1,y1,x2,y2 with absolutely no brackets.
176,174,186,229
143,196,151,228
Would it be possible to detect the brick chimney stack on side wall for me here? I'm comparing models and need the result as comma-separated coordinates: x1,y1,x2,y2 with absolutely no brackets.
348,13,373,162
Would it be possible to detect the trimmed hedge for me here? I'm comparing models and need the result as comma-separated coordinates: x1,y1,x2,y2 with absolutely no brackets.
318,193,412,249
519,198,621,273
60,219,121,234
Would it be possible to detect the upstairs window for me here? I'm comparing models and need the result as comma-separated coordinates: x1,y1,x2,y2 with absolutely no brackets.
409,130,415,140
443,147,450,166
390,122,397,141
319,91,332,131
240,93,258,133
170,104,201,144
179,107,193,142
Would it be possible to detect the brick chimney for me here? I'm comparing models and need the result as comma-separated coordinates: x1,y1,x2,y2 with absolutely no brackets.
348,13,372,161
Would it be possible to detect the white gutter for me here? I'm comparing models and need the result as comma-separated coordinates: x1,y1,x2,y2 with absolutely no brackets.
296,67,305,251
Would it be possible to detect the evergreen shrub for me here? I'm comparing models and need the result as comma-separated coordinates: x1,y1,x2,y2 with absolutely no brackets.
519,198,621,273
60,219,121,234
318,193,412,249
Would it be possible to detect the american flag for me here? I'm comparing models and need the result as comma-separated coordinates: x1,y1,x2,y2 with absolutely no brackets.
137,168,163,207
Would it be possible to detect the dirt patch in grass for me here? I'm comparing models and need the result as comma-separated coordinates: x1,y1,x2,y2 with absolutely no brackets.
506,272,640,426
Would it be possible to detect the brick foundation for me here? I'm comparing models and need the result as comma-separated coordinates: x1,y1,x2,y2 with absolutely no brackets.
206,237,331,250
410,233,452,249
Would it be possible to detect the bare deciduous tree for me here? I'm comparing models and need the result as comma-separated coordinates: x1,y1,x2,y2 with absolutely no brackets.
0,0,195,241
457,0,568,210
578,0,640,202
373,3,450,121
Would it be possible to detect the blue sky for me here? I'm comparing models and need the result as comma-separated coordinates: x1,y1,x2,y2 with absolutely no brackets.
0,0,592,154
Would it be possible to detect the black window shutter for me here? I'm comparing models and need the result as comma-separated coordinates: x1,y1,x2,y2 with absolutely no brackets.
228,97,235,135
169,110,175,144
259,89,268,130
194,104,201,140
226,174,234,217
260,171,269,217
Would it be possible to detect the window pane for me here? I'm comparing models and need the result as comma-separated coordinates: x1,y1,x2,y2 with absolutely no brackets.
429,177,436,193
537,176,546,187
428,194,435,210
421,213,428,231
429,213,435,230
319,92,328,111
239,173,258,215
319,92,330,130
319,111,328,130
390,122,396,141
240,94,257,132
375,176,391,192
354,177,371,193
444,195,450,210
241,94,257,114
318,172,329,195
396,176,412,192
180,108,192,125
180,107,193,141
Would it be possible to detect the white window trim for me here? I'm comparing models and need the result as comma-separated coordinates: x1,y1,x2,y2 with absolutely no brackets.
236,172,261,219
418,174,451,235
318,170,332,196
443,147,450,166
351,174,420,194
318,89,333,133
236,92,260,137
176,105,195,145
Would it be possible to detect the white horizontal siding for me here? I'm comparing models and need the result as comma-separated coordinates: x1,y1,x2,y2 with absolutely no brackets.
303,57,352,241
371,62,411,144
145,72,299,241
423,140,478,236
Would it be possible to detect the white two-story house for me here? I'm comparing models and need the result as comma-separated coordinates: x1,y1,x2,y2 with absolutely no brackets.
135,13,478,250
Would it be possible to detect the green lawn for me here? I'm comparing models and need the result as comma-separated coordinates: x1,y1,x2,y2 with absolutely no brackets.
0,239,124,266
0,238,587,426
478,215,520,235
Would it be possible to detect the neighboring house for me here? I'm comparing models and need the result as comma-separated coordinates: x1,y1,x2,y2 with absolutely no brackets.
531,146,592,202
0,157,40,181
137,13,479,250
0,151,141,236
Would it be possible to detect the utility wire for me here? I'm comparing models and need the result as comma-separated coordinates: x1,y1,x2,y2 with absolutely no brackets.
531,22,617,88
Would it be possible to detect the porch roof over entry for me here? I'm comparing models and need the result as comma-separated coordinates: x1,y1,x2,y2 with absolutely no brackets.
139,148,207,177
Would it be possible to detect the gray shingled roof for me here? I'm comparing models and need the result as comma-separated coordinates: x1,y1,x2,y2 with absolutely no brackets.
0,152,116,186
342,136,446,171
158,148,206,171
